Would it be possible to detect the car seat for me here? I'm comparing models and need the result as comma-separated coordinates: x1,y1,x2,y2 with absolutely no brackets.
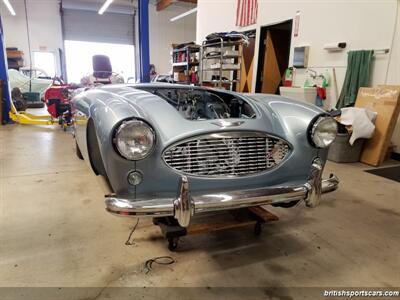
92,55,112,80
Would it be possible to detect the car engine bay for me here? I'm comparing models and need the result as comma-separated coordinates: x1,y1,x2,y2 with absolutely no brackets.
138,87,256,120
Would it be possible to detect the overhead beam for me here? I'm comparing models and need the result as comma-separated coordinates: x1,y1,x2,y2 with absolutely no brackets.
157,0,197,11
178,0,197,3
156,0,172,11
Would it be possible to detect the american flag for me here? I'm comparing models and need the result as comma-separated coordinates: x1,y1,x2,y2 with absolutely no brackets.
236,0,258,27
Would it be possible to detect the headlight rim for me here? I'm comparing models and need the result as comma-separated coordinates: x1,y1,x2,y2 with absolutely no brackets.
113,118,156,161
307,114,338,149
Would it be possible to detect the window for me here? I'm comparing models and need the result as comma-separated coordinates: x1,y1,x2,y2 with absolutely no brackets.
64,40,135,84
33,51,56,78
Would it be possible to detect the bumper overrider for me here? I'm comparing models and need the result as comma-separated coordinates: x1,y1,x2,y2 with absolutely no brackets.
105,158,339,227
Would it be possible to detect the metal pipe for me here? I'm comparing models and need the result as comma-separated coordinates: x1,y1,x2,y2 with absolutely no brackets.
373,48,390,54
138,0,150,83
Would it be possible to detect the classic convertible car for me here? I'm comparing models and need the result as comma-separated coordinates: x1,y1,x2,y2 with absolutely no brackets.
72,84,339,227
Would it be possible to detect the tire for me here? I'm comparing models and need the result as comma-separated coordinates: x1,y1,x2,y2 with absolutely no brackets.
86,119,113,193
87,120,107,176
26,102,45,109
76,141,84,160
15,99,27,111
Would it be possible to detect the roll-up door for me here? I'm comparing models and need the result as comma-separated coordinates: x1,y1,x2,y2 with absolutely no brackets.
62,1,135,45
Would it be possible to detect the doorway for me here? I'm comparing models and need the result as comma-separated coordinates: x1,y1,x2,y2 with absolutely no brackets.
256,20,292,94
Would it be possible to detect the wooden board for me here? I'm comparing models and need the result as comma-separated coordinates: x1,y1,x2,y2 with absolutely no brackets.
187,207,279,235
248,206,280,222
187,219,257,235
355,87,400,166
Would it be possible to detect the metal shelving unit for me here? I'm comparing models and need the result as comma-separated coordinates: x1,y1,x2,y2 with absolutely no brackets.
200,34,248,90
171,45,200,85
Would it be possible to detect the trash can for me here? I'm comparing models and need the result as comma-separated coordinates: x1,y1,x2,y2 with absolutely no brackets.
328,133,364,163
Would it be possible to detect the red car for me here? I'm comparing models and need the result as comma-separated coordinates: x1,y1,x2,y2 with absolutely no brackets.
44,78,72,130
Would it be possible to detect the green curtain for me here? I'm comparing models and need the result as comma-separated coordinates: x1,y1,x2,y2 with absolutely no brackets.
336,50,374,109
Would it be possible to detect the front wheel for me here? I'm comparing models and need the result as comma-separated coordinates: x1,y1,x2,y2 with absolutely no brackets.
75,141,84,160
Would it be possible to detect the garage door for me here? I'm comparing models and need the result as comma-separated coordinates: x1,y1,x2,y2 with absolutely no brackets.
61,3,135,45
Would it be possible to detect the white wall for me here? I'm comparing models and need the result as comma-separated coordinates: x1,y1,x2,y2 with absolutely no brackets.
1,0,64,73
197,0,400,153
386,2,400,155
149,4,197,74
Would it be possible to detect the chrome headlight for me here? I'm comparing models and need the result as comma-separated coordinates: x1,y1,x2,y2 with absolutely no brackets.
114,119,155,160
310,116,338,148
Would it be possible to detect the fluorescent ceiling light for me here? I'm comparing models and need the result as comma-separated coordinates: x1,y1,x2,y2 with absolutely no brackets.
98,0,113,15
170,7,197,22
3,0,16,16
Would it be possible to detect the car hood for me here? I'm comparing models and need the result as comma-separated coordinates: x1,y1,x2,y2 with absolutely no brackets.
77,84,327,196
94,84,324,147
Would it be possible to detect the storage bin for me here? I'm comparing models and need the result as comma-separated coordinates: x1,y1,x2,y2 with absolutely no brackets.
328,133,364,163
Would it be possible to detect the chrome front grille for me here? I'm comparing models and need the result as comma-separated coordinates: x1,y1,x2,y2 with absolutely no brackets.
163,132,290,177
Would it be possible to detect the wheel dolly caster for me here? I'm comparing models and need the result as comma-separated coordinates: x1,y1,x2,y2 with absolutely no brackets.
254,221,263,236
168,237,179,251
153,217,186,251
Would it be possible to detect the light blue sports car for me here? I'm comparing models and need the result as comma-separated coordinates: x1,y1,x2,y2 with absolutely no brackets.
72,84,339,227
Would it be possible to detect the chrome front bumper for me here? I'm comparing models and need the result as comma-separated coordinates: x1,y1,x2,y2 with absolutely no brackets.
105,158,339,227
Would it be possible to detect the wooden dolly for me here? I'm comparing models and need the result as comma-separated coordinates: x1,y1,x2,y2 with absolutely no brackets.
153,206,279,251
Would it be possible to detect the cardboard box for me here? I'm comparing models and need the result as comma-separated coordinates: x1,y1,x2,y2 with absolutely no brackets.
6,50,24,59
173,72,187,82
355,86,400,166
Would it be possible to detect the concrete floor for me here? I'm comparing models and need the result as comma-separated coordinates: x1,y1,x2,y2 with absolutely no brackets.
1,124,399,299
